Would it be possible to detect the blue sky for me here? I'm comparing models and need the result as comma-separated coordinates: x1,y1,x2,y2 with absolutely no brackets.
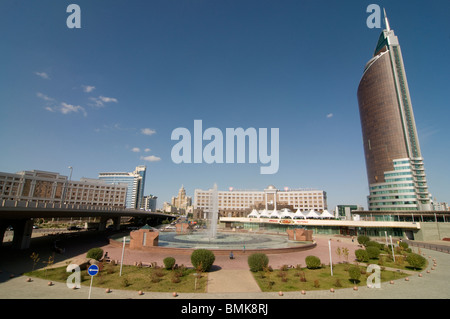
1,0,449,210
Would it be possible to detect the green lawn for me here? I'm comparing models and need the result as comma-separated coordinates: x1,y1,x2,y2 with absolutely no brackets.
24,263,208,293
251,263,410,292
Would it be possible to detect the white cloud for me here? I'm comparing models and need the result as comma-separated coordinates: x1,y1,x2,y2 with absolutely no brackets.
60,102,87,117
131,147,141,153
140,155,161,162
35,72,50,79
141,128,156,136
36,92,54,101
99,96,118,103
82,85,96,93
144,148,151,152
89,95,118,107
326,113,334,119
46,102,87,117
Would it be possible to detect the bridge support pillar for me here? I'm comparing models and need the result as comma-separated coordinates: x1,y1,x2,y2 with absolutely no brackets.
112,216,121,231
12,219,34,250
98,217,108,231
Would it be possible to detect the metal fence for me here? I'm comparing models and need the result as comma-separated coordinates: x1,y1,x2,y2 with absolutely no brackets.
404,239,450,254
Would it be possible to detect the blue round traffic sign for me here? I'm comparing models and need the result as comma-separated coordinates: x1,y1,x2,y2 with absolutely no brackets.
88,264,99,276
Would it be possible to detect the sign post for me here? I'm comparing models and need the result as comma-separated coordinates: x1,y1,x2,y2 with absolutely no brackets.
87,264,99,299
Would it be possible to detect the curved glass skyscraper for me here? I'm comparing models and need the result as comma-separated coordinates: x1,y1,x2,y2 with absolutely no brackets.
357,11,432,211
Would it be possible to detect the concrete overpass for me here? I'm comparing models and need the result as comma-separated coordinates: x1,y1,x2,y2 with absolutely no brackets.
0,200,175,249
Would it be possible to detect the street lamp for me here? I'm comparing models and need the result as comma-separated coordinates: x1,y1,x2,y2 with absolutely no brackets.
63,166,73,205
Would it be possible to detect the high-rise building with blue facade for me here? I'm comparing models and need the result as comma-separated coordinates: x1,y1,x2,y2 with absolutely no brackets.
98,165,146,209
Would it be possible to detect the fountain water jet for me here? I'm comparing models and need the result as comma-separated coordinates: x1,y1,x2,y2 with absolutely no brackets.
207,183,219,239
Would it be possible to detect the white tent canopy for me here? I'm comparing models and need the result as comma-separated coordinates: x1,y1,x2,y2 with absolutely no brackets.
321,210,334,219
259,209,270,218
248,209,260,218
293,209,306,219
306,209,321,219
280,208,293,219
270,209,281,218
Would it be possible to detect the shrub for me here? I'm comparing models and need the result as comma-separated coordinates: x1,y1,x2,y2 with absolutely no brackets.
86,248,104,261
355,249,369,262
163,257,176,270
190,249,215,272
366,246,381,259
357,235,370,246
313,279,320,288
305,256,321,269
171,273,181,283
399,242,409,250
248,253,269,272
348,266,361,283
406,253,427,270
366,241,382,249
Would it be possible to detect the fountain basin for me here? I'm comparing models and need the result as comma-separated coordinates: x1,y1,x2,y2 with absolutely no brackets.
109,230,316,255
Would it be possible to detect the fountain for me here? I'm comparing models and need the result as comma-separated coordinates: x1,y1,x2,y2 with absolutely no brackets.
111,183,316,254
207,183,219,240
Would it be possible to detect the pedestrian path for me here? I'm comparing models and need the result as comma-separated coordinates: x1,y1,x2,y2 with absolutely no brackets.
207,270,261,293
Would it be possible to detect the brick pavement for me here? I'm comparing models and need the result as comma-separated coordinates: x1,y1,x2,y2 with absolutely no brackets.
1,233,449,299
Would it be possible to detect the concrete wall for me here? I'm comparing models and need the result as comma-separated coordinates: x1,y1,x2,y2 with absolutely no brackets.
415,222,450,241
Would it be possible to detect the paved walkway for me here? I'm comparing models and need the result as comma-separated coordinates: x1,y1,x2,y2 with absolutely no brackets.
1,232,449,299
207,270,261,293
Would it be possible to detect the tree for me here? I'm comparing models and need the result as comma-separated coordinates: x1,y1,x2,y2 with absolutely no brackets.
348,266,361,284
357,235,370,246
191,249,215,272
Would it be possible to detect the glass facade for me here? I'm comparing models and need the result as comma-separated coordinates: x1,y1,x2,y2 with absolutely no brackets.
357,18,432,211
98,165,146,209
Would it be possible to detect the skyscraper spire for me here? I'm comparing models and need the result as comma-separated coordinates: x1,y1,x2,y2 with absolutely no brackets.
383,8,391,31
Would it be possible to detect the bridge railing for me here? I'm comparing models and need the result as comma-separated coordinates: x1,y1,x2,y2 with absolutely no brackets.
1,199,125,212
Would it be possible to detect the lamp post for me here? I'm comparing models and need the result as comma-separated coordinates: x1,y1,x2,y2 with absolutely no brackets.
328,239,333,276
389,235,395,262
63,166,73,205
120,236,126,276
